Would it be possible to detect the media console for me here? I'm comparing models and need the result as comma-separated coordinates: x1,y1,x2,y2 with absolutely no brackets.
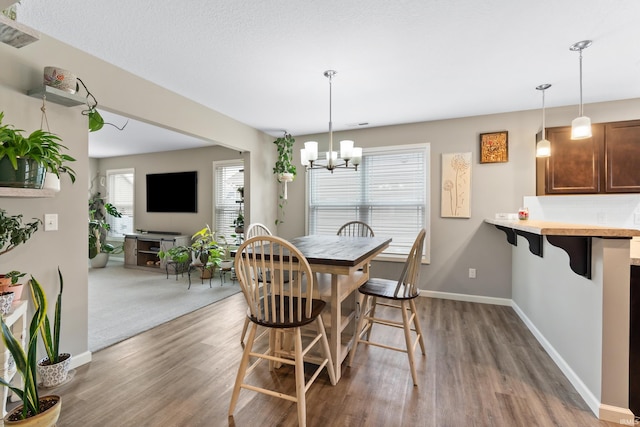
124,232,190,272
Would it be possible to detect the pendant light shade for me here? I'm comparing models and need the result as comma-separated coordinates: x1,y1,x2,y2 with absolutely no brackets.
535,84,551,158
570,40,593,140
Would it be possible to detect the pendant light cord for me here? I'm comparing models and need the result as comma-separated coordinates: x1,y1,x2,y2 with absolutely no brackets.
578,49,584,117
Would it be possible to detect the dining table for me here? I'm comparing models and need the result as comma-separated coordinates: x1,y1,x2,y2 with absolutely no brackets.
287,235,391,381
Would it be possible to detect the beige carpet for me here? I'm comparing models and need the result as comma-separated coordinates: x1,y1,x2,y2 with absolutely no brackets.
88,258,239,351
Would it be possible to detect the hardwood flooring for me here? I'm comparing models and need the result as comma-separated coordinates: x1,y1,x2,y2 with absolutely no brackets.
48,294,624,426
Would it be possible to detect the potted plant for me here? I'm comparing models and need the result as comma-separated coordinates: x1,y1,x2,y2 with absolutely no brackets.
0,209,41,257
0,270,26,300
88,193,123,268
0,112,76,188
0,275,62,426
273,132,296,224
191,225,222,278
157,245,192,275
33,268,71,388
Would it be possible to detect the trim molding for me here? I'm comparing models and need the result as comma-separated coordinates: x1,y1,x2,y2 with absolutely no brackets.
511,301,600,417
419,290,511,306
69,351,92,370
599,404,634,425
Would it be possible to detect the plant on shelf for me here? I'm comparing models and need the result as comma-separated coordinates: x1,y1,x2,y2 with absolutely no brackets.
0,112,76,188
89,192,123,267
0,270,26,301
273,132,296,225
0,275,62,425
0,208,41,257
33,268,72,388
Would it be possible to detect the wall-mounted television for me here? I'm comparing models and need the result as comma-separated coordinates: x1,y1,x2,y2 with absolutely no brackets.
146,171,198,213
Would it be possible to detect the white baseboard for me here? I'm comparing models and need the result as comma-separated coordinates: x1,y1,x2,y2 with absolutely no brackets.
511,301,601,417
70,351,92,370
419,290,511,306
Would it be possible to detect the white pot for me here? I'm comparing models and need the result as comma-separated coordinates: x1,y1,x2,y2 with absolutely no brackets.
278,172,294,183
37,353,72,387
43,66,77,94
43,172,61,192
90,252,109,268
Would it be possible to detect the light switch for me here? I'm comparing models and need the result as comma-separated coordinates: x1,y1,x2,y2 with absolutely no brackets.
44,214,58,231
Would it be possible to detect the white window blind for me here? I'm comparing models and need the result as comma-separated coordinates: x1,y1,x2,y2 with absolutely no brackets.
106,168,134,238
308,144,430,259
214,161,244,241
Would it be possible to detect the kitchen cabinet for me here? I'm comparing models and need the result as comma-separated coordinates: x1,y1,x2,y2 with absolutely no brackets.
537,120,640,195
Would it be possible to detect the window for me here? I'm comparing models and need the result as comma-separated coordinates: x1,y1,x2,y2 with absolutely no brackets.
106,168,134,238
213,161,244,240
307,144,430,261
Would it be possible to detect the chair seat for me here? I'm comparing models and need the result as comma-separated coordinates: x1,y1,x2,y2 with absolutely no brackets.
358,278,420,300
249,297,326,328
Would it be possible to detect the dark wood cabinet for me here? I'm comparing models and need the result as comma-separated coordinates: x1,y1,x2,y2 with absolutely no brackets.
538,120,640,195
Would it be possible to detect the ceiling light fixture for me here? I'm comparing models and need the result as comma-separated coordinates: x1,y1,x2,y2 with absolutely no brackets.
300,70,362,173
535,83,551,158
570,40,593,140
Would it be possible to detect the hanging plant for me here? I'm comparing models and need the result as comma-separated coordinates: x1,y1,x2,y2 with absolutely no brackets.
76,78,128,132
273,132,296,225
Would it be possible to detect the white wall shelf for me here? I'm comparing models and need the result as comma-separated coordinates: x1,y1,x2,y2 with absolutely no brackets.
0,14,39,48
0,187,55,198
27,85,86,107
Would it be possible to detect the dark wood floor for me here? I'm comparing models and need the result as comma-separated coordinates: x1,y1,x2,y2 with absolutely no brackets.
48,294,623,426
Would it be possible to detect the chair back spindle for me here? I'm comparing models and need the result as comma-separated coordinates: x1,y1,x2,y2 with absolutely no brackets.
337,221,375,237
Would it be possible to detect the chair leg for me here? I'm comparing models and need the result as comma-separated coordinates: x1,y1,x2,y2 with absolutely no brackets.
365,296,378,341
240,317,250,345
293,327,307,427
400,301,419,386
410,299,426,355
229,322,258,416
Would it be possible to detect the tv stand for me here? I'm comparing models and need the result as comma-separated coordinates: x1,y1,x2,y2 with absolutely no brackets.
124,233,190,272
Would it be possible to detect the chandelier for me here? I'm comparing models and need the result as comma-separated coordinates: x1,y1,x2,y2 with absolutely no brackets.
300,70,362,172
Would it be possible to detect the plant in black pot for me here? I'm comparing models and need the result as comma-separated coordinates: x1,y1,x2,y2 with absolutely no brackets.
0,112,76,189
0,274,62,425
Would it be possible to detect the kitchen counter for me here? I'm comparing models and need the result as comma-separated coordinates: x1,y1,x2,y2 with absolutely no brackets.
484,218,640,238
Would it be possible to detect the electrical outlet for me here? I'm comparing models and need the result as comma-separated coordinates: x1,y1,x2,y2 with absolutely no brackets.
469,268,476,279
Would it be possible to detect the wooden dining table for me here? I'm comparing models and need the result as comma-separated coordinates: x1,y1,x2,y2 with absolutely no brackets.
287,235,391,381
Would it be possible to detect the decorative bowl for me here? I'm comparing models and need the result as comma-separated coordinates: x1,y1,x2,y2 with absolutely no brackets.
43,66,77,94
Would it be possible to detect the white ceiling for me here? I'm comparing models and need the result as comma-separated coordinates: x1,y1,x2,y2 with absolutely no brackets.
16,0,640,158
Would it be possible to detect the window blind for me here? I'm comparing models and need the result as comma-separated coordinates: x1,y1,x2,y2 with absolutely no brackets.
214,161,244,241
308,144,430,258
106,168,134,238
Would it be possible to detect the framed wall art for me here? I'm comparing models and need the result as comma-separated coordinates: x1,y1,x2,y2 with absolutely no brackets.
479,131,508,163
441,152,471,218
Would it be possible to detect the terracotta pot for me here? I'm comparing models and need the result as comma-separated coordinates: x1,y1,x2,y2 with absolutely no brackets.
0,276,10,287
37,353,72,387
4,395,61,427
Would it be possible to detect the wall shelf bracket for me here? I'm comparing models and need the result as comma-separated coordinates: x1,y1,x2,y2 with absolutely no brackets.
495,225,517,246
515,230,543,257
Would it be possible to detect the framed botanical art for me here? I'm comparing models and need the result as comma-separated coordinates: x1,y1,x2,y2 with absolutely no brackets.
441,152,471,218
479,131,508,163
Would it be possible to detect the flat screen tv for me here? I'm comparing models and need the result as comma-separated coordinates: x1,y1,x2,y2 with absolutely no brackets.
146,171,198,213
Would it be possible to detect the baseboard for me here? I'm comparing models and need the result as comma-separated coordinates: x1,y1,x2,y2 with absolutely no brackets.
419,290,511,306
599,404,634,425
511,301,601,417
70,351,92,370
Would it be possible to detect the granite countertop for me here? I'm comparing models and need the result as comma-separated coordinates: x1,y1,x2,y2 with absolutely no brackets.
484,218,640,238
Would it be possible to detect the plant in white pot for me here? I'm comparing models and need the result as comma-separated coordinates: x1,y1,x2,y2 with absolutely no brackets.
0,275,62,426
33,268,71,388
88,193,123,268
273,132,296,225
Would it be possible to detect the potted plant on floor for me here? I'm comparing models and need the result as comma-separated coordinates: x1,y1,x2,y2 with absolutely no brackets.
89,192,123,268
0,275,62,426
157,245,192,276
33,268,71,388
0,112,76,188
191,225,222,279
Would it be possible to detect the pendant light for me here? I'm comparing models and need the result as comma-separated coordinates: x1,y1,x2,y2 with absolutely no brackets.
535,84,551,157
570,40,593,140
